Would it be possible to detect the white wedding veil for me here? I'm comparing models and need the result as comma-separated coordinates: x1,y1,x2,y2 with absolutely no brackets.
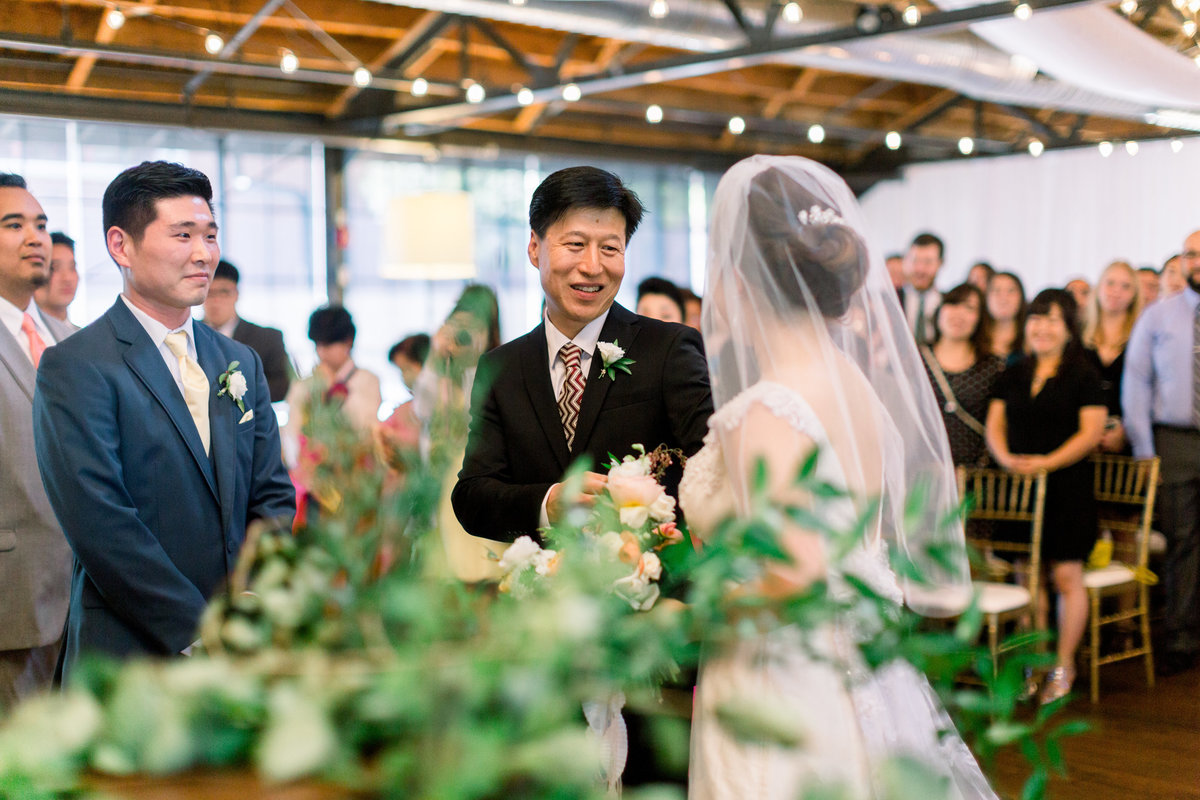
703,155,970,616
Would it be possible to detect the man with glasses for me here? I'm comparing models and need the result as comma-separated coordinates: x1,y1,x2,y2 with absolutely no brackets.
202,260,291,402
1124,230,1200,676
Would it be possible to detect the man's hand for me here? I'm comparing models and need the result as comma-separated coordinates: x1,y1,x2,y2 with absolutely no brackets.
546,471,608,524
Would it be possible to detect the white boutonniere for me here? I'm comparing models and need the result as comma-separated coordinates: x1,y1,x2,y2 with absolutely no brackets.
596,340,635,381
216,361,248,413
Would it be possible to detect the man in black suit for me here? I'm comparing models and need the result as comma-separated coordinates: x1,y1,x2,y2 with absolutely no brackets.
453,165,712,543
203,259,291,402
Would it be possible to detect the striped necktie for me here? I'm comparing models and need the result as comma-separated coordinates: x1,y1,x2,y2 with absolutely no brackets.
557,342,585,449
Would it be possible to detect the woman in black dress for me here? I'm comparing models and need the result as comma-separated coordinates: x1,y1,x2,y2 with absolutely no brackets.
1081,260,1143,453
985,289,1106,703
922,284,1004,466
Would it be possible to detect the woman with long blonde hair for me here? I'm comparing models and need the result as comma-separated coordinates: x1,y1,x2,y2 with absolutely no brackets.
1082,260,1143,453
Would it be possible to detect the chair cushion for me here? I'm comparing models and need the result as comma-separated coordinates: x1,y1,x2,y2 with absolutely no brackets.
1084,563,1136,589
975,582,1032,614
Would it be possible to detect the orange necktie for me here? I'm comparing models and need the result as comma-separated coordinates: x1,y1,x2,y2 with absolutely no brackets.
21,313,47,368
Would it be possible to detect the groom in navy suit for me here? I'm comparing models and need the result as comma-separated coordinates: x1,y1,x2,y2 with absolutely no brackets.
33,161,294,677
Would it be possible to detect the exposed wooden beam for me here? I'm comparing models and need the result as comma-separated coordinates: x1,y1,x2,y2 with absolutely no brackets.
761,67,821,118
67,0,158,89
326,10,447,118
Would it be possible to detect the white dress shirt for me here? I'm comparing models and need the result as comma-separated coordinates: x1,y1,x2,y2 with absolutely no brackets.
120,294,198,398
0,294,57,363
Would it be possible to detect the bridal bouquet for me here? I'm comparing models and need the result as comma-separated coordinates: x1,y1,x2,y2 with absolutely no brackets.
498,444,685,611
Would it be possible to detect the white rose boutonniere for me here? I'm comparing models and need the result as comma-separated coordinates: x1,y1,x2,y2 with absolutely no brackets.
216,361,248,413
596,340,635,381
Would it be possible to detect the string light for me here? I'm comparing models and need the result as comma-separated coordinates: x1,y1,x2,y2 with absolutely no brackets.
1171,0,1186,9
1027,139,1044,157
105,6,125,29
1125,140,1139,156
279,49,298,74
649,0,669,19
1171,138,1184,153
782,2,803,23
902,5,921,25
353,67,371,88
204,32,224,54
1013,3,1033,20
510,0,527,5
1098,140,1113,157
1118,0,1137,14
411,77,429,97
807,123,825,143
1189,0,1200,12
885,130,902,149
728,116,746,135
646,104,664,124
561,83,581,102
465,82,486,103
1183,19,1197,37
516,87,534,106
957,136,974,155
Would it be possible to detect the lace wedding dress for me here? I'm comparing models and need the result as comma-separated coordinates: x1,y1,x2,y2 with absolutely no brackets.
680,381,998,800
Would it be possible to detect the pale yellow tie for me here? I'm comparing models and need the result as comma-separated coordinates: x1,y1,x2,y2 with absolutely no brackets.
164,331,211,455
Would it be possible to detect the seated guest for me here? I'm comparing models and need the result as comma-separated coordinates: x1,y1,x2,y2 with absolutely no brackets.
34,232,80,329
203,260,292,402
1082,260,1143,453
679,286,702,331
1065,277,1091,311
1161,254,1187,298
921,284,1003,466
986,289,1106,704
636,276,686,324
966,261,994,292
986,270,1026,361
1137,265,1160,307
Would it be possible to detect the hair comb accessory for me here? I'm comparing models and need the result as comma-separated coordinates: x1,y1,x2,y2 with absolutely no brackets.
797,204,845,227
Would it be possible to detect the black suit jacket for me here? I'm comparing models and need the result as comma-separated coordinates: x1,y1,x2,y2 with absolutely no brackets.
232,318,291,402
452,303,713,542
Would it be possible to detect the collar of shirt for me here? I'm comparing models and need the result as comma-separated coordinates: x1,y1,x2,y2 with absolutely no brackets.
121,294,198,398
0,293,56,350
545,308,610,372
214,316,238,338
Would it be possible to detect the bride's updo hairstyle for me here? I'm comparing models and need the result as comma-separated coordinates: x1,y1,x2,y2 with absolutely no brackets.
744,166,869,318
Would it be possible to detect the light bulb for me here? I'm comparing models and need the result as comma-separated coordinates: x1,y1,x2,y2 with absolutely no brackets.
1183,19,1197,37
516,87,534,106
1194,52,1200,67
1028,139,1044,157
353,67,371,87
958,136,974,155
807,123,825,143
411,77,428,97
1098,140,1113,157
783,2,802,23
1119,0,1137,14
204,33,224,54
728,116,746,135
646,104,664,124
885,130,902,150
1171,138,1184,153
1171,0,1186,9
1013,3,1032,20
466,82,486,103
561,83,581,102
280,49,298,74
1189,0,1200,12
1125,140,1139,156
510,0,526,5
649,0,669,18
105,7,125,29
902,5,921,25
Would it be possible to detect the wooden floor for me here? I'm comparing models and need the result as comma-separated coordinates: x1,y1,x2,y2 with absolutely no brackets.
990,659,1200,799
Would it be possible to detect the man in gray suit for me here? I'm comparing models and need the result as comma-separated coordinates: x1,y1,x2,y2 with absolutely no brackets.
0,173,74,709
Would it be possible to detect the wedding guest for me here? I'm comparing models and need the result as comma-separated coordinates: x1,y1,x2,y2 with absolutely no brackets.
986,271,1027,361
1123,230,1200,676
1161,254,1186,298
388,333,431,394
901,232,944,343
1065,278,1091,311
0,174,74,708
884,252,905,299
203,260,292,402
1137,266,1161,307
966,261,995,292
986,289,1107,703
636,276,686,324
921,284,1002,466
33,232,80,329
1082,261,1143,453
680,286,702,331
378,333,431,471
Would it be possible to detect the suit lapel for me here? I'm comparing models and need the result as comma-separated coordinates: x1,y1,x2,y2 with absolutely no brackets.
0,323,35,403
571,304,640,458
109,301,218,500
519,324,571,472
196,324,236,531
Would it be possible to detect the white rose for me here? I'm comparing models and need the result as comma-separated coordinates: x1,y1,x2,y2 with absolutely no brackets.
596,341,625,364
532,548,558,576
227,370,248,400
619,505,649,529
648,492,676,523
499,535,542,572
597,531,624,558
609,456,650,479
637,552,662,581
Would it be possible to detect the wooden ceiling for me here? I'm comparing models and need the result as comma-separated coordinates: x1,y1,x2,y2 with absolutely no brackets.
1,0,1197,187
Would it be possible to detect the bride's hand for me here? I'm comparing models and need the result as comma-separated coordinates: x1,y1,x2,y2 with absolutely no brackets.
755,531,826,599
546,471,608,524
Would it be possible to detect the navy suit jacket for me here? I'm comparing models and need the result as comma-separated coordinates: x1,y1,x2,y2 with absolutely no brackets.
33,299,295,674
452,303,713,542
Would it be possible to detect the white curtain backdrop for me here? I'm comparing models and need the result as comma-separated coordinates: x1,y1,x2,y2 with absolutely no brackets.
859,136,1200,293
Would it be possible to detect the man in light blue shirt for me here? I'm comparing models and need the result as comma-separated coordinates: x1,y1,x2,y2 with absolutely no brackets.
1123,229,1200,675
